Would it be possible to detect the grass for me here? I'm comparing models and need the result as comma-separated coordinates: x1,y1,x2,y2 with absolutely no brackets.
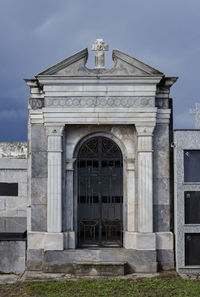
0,275,200,297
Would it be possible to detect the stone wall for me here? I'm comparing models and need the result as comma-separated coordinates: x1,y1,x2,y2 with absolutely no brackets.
174,130,200,277
29,125,47,232
0,142,27,232
0,241,26,274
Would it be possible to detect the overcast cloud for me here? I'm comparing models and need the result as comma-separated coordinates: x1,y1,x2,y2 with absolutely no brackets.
0,0,200,140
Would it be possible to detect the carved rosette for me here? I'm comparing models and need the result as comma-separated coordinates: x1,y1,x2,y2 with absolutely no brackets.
45,97,154,108
29,98,44,109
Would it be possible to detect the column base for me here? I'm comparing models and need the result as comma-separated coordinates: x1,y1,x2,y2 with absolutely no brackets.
64,231,76,249
124,232,156,250
27,231,64,251
156,232,174,271
156,232,173,250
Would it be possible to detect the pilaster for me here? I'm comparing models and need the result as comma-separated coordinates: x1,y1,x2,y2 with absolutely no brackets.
46,126,65,233
136,125,155,233
126,158,136,232
65,158,76,248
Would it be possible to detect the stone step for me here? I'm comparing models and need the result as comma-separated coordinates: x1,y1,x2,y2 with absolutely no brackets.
73,261,127,276
33,249,158,274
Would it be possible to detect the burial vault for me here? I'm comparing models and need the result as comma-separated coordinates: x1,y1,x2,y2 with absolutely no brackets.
0,39,180,274
23,39,177,273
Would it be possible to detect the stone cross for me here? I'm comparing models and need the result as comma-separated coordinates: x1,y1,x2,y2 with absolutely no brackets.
190,103,200,129
91,39,109,69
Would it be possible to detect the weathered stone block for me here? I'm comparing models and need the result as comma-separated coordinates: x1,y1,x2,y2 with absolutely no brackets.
0,217,26,232
26,249,44,271
156,232,173,249
0,169,27,181
153,151,170,178
27,231,45,250
157,249,174,271
32,152,47,178
31,125,47,152
0,241,26,274
153,205,170,232
31,177,47,205
153,177,170,205
31,204,47,231
44,233,64,251
124,232,156,250
153,124,169,152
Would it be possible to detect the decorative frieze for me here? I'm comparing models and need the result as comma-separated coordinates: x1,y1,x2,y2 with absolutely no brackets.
45,96,154,108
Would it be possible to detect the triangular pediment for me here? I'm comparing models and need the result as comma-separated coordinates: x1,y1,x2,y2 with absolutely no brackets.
111,50,163,76
37,48,88,76
36,47,163,77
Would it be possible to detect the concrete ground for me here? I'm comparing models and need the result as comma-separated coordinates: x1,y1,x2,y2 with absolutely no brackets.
0,271,177,284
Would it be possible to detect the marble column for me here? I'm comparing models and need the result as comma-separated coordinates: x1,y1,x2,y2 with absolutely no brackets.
126,158,136,232
136,125,155,233
46,126,65,233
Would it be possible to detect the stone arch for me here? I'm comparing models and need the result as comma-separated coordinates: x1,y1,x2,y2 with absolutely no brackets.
74,134,124,247
73,131,128,161
64,126,136,248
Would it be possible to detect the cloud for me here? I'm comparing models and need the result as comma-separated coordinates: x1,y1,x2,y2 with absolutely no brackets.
0,109,26,120
0,0,200,139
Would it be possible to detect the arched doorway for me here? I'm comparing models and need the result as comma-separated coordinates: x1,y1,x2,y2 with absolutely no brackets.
77,136,123,247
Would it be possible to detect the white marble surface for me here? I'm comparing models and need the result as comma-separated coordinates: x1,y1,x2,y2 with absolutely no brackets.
124,232,156,250
44,232,64,251
27,231,64,250
136,125,155,233
156,232,173,250
47,126,64,232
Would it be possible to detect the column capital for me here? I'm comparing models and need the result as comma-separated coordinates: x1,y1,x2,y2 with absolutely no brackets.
135,125,155,136
66,158,76,171
126,158,135,171
46,125,65,137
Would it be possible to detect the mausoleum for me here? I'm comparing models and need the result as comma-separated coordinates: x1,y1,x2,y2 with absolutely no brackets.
0,39,181,275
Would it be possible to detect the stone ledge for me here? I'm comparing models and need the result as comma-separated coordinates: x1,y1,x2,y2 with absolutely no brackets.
178,268,200,279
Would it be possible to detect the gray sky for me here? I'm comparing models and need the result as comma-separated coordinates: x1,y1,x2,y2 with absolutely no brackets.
0,0,200,141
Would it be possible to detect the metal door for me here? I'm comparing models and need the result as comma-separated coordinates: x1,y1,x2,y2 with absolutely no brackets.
77,136,123,247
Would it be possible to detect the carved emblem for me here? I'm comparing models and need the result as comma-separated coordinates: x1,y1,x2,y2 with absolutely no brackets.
29,98,44,109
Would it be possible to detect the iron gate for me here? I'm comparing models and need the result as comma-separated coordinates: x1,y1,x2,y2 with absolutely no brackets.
77,136,123,247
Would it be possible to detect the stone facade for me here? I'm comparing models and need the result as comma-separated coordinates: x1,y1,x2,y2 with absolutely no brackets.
174,130,200,277
23,44,177,273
